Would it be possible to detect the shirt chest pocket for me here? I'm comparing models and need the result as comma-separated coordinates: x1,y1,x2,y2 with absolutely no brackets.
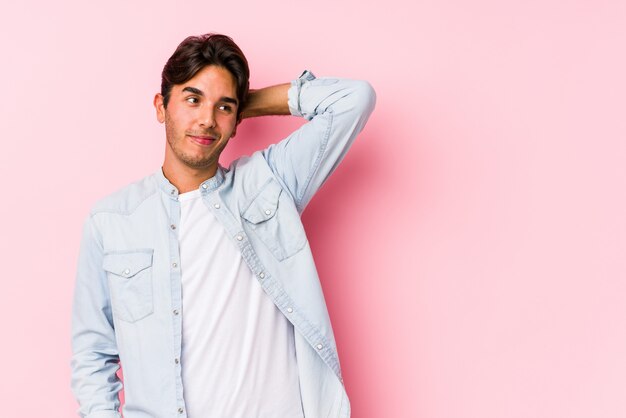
241,179,307,261
102,250,154,323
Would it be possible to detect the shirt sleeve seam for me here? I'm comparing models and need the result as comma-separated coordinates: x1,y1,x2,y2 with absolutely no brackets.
295,108,334,213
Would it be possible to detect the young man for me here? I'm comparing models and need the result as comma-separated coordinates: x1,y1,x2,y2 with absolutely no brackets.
71,33,375,418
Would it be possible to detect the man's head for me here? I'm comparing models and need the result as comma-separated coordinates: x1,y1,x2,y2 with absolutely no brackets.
160,34,250,119
154,34,250,176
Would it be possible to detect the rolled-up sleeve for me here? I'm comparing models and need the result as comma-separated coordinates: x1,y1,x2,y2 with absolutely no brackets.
262,70,376,213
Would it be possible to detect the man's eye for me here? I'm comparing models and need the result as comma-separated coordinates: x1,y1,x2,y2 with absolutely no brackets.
186,97,199,104
218,104,233,112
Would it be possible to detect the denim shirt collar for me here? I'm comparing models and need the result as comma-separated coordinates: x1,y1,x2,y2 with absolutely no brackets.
154,165,226,199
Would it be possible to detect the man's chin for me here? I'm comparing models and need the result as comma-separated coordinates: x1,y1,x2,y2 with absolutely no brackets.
183,159,218,170
172,151,215,169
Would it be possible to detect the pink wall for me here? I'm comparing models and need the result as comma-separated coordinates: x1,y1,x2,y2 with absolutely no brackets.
1,0,625,417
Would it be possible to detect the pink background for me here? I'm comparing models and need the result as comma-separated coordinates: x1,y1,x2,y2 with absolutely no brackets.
1,0,625,417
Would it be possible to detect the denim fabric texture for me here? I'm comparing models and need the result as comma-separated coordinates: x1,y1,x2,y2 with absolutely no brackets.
71,70,376,418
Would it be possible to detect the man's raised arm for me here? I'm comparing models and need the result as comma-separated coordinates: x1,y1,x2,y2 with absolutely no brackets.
246,71,376,213
240,84,291,119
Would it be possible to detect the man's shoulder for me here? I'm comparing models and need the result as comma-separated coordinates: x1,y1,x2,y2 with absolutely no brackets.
90,172,158,216
227,151,299,204
227,150,274,180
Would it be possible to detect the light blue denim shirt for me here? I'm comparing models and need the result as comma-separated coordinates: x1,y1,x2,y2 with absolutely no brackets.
71,70,376,418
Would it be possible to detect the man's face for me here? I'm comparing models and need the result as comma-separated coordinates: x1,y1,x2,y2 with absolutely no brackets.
154,65,239,172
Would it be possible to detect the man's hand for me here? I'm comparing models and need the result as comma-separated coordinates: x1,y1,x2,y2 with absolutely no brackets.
240,83,291,120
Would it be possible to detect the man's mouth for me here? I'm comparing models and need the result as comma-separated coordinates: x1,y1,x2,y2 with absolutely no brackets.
187,135,216,146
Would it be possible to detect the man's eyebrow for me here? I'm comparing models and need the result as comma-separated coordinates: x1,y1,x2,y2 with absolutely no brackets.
221,97,238,105
181,86,238,106
182,86,204,96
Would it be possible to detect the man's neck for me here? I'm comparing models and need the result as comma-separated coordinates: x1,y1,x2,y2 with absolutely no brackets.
161,161,218,194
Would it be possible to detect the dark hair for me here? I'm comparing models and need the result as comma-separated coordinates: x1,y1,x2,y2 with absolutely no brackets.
161,33,250,117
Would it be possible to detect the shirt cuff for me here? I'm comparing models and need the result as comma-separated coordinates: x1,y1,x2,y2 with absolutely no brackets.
85,411,122,418
288,70,316,120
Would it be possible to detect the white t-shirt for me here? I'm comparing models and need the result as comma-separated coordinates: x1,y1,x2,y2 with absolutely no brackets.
178,189,304,418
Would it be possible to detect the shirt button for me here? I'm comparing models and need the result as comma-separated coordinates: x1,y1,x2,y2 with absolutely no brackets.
170,224,176,230
259,272,265,279
264,209,271,215
173,309,179,315
122,268,130,276
172,262,178,268
202,184,208,190
175,358,179,364
316,343,323,350
214,203,220,209
178,407,184,414
170,189,176,195
236,235,243,241
287,307,293,313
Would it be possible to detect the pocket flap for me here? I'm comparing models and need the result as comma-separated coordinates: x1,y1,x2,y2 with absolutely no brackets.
103,250,154,278
242,179,282,224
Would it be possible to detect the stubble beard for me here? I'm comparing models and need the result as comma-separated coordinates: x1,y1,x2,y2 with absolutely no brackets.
165,115,229,170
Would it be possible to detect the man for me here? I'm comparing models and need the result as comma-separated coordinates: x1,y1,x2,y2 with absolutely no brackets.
71,33,375,418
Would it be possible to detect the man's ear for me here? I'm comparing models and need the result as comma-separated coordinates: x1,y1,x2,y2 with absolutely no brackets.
154,93,166,123
231,114,243,138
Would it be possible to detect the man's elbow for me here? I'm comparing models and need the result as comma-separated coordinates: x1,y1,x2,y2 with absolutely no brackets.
351,80,377,118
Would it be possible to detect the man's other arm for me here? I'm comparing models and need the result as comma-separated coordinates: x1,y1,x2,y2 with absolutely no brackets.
242,71,376,213
70,215,123,418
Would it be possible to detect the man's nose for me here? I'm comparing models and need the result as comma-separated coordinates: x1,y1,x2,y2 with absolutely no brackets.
199,108,216,129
